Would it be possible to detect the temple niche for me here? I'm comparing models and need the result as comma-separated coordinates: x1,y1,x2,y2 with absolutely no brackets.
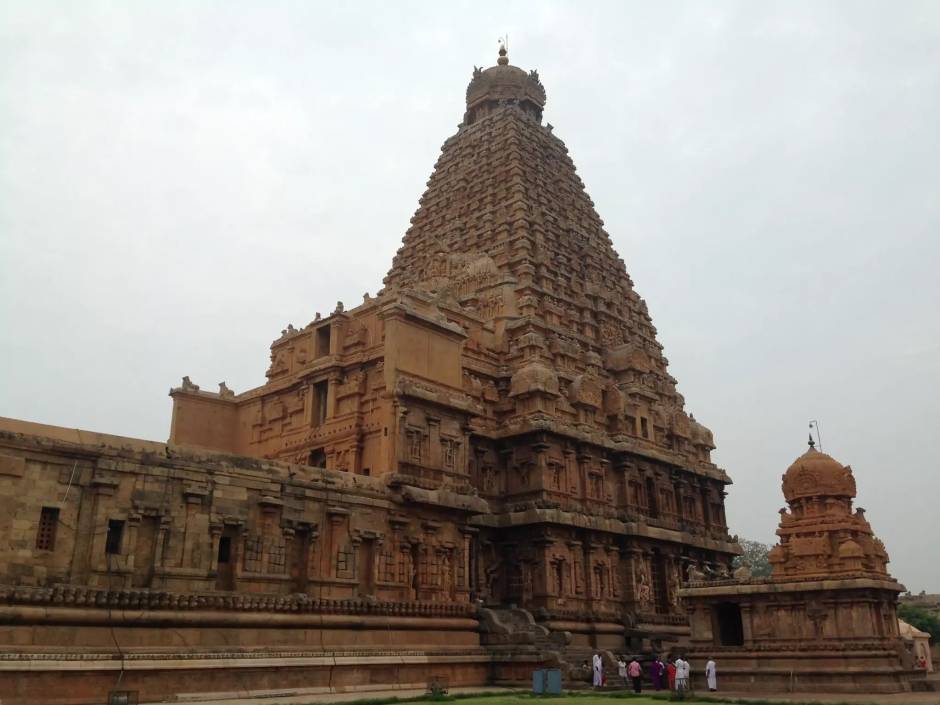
681,440,916,693
0,46,741,704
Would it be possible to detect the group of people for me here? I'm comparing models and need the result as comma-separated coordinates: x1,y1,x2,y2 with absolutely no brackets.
585,652,717,693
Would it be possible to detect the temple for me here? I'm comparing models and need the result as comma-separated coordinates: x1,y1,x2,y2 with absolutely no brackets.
681,440,917,693
166,43,738,639
1,47,746,704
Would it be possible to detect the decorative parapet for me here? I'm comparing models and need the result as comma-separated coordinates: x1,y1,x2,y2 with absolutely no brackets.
680,573,905,597
0,584,477,618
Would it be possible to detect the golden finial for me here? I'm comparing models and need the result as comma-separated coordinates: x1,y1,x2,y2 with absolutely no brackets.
497,35,509,65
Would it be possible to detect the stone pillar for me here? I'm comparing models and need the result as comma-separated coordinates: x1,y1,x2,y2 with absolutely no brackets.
576,449,591,500
740,601,754,646
532,439,549,491
564,447,576,494
459,425,472,477
125,513,141,574
208,521,223,574
327,372,341,419
303,382,314,425
154,516,172,571
427,415,441,467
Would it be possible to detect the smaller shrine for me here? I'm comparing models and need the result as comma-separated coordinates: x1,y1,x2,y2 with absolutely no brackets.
681,439,915,693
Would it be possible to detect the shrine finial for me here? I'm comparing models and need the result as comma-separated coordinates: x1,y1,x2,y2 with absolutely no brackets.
497,35,509,65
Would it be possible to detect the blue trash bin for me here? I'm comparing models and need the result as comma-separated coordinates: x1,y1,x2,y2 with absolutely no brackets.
532,669,546,694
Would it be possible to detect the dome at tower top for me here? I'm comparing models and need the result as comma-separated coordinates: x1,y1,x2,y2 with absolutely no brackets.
464,45,546,125
781,443,857,503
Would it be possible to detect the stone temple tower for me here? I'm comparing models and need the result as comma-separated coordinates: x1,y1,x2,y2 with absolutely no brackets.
681,441,908,693
168,46,740,650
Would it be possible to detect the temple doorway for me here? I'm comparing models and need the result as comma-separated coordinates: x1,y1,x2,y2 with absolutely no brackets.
715,602,744,645
216,526,238,591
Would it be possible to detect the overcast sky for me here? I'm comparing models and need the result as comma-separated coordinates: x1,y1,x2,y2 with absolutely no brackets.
1,1,938,591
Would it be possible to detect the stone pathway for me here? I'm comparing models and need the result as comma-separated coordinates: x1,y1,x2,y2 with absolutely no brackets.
142,685,940,705
143,685,514,705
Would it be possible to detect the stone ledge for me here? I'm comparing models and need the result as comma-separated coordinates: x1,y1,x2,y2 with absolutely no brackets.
680,575,905,597
0,583,476,618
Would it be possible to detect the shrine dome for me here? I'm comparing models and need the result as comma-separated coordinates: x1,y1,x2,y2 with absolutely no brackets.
781,443,857,502
689,415,716,449
464,45,546,125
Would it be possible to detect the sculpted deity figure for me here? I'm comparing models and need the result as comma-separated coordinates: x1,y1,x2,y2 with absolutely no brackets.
636,565,653,609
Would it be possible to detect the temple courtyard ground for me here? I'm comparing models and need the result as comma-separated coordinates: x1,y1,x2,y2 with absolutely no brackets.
161,686,940,705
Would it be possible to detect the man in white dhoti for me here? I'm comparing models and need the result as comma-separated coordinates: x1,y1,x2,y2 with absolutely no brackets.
674,656,690,693
705,657,717,691
592,652,604,687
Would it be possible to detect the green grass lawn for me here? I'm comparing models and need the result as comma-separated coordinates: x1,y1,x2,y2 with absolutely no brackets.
297,691,885,705
422,697,702,705
312,694,738,705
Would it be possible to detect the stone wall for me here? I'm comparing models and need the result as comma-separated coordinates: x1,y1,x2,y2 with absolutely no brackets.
0,419,538,705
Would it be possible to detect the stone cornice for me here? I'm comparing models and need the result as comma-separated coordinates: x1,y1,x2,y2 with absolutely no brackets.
0,584,476,619
471,507,739,554
679,575,905,598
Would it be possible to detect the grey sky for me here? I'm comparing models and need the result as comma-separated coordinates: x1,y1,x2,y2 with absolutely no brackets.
1,1,938,590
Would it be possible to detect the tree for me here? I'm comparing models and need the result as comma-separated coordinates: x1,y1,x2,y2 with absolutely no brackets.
898,604,940,644
732,539,772,577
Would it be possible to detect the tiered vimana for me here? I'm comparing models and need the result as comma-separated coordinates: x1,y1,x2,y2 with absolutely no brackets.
681,440,913,693
0,46,737,705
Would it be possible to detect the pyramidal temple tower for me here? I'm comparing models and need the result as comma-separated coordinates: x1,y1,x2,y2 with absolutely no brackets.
166,47,739,647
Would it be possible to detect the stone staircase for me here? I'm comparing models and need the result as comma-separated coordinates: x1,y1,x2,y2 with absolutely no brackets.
478,607,636,688
478,607,566,650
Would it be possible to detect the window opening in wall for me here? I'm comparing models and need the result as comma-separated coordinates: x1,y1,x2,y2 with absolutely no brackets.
308,447,326,467
315,326,331,358
359,467,370,476
36,507,59,550
336,544,354,579
640,417,650,439
105,519,125,555
313,381,328,425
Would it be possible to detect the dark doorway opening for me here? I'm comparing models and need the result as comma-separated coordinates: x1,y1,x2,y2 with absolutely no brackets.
715,602,744,645
216,527,238,591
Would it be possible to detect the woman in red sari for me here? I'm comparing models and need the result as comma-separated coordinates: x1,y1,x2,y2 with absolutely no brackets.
666,659,677,691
